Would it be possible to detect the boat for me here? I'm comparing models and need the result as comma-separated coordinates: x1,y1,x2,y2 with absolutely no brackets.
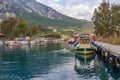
68,35,79,44
68,38,74,44
73,33,97,55
75,53,95,60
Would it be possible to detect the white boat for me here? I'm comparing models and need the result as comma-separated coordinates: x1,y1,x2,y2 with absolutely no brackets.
73,33,97,55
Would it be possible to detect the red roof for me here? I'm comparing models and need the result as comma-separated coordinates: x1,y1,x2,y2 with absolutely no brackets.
0,32,5,37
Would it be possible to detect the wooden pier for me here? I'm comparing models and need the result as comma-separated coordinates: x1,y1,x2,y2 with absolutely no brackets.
95,41,120,68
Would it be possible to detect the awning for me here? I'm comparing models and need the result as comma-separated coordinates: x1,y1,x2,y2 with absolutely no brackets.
0,32,5,37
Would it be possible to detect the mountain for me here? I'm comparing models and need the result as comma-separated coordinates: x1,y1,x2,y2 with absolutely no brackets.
0,0,94,27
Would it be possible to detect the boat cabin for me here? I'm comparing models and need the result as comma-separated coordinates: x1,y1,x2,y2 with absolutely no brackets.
79,33,90,44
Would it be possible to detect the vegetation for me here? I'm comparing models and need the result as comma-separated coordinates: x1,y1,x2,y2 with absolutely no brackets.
0,17,17,39
11,18,29,38
29,24,45,35
0,17,62,40
92,0,120,44
0,17,45,39
45,33,61,38
16,10,94,28
0,16,93,40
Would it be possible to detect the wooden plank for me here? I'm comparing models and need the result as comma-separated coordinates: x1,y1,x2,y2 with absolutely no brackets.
95,41,120,57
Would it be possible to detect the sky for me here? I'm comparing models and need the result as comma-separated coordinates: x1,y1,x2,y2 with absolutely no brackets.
36,0,120,21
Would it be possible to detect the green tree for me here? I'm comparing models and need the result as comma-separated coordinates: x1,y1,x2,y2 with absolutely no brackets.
45,33,61,38
30,24,44,35
111,4,120,36
0,17,17,38
12,18,29,37
92,0,111,37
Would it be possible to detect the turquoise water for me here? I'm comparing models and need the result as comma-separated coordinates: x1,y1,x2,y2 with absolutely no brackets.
0,43,120,80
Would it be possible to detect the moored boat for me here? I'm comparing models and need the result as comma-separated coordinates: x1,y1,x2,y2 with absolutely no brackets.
73,33,97,55
75,53,95,60
68,38,74,44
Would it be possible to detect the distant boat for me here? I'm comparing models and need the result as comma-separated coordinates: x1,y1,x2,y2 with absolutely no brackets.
68,35,79,44
68,38,74,44
73,33,97,55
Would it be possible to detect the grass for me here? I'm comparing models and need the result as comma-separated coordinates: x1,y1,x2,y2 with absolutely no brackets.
31,26,95,40
97,35,120,45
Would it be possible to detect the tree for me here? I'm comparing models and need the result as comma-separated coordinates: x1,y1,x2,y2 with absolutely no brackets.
0,17,17,38
111,4,120,36
45,33,61,38
0,17,45,39
30,24,44,35
92,0,111,37
92,0,120,38
12,18,29,37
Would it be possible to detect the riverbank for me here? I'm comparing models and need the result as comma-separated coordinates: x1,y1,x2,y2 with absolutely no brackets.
0,38,66,47
97,36,120,45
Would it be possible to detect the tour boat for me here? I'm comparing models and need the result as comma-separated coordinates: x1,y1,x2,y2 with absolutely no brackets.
73,33,97,55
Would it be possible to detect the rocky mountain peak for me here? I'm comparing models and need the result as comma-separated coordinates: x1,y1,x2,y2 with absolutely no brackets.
0,0,63,20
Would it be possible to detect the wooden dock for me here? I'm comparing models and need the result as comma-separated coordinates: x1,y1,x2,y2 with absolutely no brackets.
95,42,120,56
95,41,120,68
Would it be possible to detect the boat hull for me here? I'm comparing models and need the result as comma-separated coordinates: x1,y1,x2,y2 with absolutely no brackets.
75,53,95,61
74,48,96,55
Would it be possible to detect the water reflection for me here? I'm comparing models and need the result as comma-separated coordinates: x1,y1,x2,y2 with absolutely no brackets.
102,59,120,80
74,53,120,80
74,53,96,78
0,43,74,80
0,44,119,80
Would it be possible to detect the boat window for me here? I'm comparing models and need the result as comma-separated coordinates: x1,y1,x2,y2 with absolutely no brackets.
80,39,89,44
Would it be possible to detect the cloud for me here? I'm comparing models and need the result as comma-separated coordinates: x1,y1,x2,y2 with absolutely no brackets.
61,4,94,20
36,0,119,21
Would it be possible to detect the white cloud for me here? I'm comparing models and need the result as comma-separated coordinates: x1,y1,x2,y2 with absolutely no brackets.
36,0,119,21
61,4,94,20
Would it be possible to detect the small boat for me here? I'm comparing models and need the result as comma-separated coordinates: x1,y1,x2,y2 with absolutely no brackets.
73,33,97,55
68,38,74,44
68,35,79,44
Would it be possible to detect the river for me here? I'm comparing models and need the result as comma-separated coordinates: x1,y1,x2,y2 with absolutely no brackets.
0,43,119,80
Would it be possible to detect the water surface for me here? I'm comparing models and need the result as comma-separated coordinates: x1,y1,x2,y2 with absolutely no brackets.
0,43,119,80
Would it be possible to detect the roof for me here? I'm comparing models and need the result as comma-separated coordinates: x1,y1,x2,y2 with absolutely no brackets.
0,32,5,37
80,33,90,35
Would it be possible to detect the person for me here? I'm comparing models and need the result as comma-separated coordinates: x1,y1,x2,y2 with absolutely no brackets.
93,35,96,41
74,36,76,43
26,36,31,45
